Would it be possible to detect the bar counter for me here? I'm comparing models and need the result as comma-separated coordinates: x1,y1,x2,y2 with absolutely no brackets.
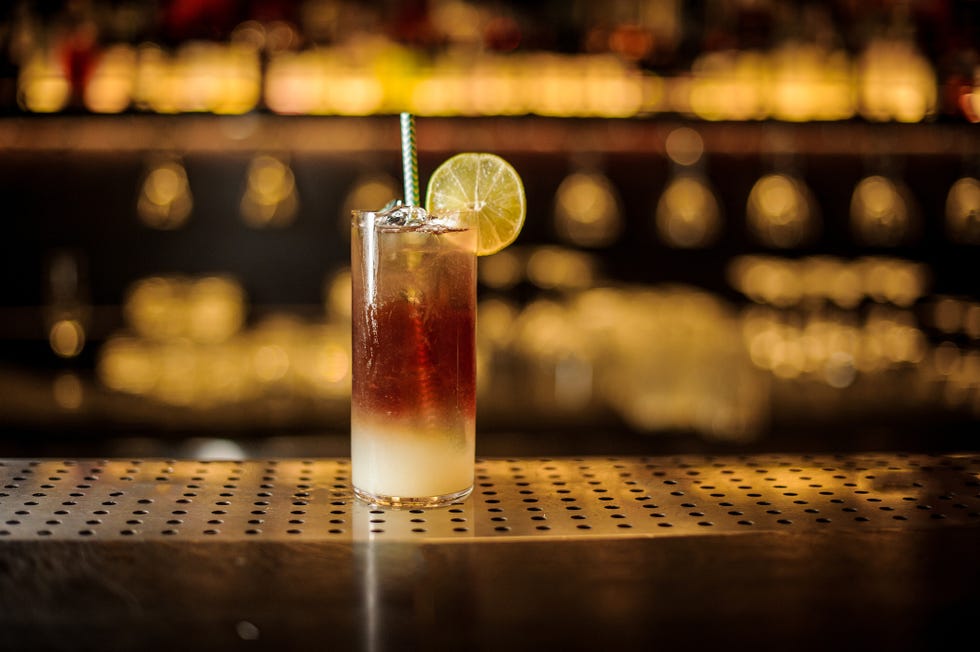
2,452,979,651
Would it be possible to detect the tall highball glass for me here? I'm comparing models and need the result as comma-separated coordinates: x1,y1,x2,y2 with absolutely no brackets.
350,207,476,507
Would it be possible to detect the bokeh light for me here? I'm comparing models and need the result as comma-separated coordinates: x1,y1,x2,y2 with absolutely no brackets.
340,172,400,238
850,175,915,247
747,173,819,248
49,319,85,358
241,155,299,228
655,175,721,248
858,37,936,123
946,177,980,245
554,169,623,248
84,44,136,113
17,50,70,113
664,127,703,167
137,157,194,230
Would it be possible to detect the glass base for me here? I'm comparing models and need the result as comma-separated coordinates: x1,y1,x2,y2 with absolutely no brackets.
353,484,473,508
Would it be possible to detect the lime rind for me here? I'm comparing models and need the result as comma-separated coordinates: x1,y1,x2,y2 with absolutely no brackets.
425,152,526,256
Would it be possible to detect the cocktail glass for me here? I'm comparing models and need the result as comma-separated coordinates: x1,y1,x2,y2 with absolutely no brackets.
351,206,477,507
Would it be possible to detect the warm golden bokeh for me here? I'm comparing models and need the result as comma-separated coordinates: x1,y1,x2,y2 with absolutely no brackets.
554,170,623,248
13,14,953,123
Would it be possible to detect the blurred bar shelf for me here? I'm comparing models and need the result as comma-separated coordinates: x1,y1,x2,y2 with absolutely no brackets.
1,114,977,156
1,452,978,650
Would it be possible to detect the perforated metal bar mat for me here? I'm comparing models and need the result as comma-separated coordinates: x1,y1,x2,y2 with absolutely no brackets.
2,454,978,541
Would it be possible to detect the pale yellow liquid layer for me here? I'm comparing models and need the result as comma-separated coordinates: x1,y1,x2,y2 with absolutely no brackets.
351,418,474,502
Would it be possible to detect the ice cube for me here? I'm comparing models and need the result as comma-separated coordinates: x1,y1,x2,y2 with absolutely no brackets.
376,203,429,227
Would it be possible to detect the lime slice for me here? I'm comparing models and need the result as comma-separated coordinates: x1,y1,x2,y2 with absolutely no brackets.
425,153,526,256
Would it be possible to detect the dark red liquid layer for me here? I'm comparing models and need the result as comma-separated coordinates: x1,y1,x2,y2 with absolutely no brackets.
352,299,475,421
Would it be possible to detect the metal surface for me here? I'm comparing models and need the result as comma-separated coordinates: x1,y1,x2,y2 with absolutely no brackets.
2,453,978,541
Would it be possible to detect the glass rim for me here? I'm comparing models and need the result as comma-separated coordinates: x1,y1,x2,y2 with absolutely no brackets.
351,206,477,229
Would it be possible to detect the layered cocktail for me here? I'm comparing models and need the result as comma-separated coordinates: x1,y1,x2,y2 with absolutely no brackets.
350,119,525,508
351,206,477,506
